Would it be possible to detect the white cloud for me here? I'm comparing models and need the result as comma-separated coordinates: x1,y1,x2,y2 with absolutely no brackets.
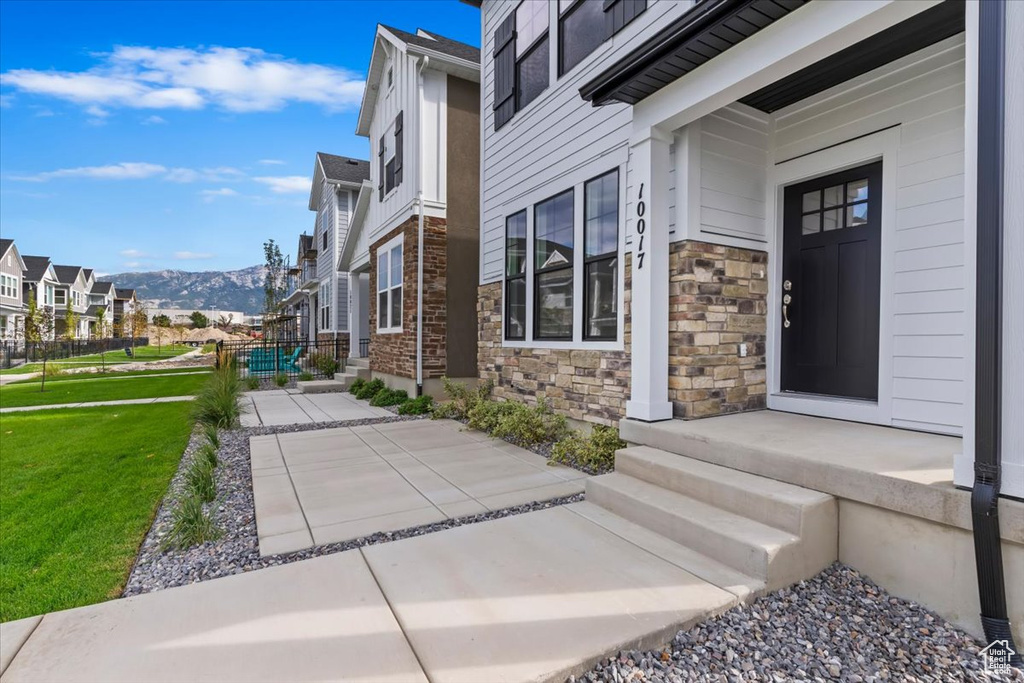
199,187,238,203
1,45,365,114
119,248,150,258
258,159,285,165
85,105,109,118
142,115,167,125
12,162,167,182
174,251,215,260
123,261,142,269
253,175,309,194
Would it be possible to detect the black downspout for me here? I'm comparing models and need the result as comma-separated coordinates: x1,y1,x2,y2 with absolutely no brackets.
971,0,1021,664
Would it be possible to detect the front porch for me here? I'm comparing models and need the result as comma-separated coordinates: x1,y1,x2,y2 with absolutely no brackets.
620,409,1024,640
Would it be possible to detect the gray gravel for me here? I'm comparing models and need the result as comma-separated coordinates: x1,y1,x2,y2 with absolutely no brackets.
124,415,583,597
574,563,1022,682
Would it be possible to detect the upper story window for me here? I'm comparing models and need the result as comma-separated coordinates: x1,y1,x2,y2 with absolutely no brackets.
516,1,549,111
377,111,404,201
387,66,393,89
44,284,54,305
376,235,403,333
0,274,18,299
55,288,66,306
321,207,330,250
558,0,605,75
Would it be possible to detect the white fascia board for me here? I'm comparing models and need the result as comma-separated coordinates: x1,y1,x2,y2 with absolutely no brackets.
406,46,480,83
357,31,401,137
308,157,324,211
338,181,373,271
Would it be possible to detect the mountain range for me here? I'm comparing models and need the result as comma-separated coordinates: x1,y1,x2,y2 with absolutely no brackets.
107,265,268,315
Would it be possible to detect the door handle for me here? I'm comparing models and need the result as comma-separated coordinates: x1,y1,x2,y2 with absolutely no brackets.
782,292,792,328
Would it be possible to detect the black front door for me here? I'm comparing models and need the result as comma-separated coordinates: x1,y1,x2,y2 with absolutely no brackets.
781,161,882,400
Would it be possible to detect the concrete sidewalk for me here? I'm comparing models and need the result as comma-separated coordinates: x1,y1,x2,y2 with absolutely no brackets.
0,505,742,683
0,396,195,413
241,390,391,426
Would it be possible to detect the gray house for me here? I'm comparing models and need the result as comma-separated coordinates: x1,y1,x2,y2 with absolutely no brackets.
0,239,27,341
52,265,92,339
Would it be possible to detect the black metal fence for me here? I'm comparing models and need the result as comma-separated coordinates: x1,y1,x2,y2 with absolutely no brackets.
0,337,151,370
358,337,370,358
216,338,347,380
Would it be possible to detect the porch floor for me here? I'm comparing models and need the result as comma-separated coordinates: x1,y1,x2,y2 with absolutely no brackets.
620,410,1024,544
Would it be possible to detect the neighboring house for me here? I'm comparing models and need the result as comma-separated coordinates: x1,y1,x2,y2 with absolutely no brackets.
52,265,91,339
307,152,371,357
472,0,1021,649
88,281,116,337
278,233,319,343
113,288,137,338
338,23,480,397
21,255,59,340
0,239,27,340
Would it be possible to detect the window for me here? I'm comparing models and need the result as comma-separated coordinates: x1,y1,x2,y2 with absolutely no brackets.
559,0,604,75
376,236,403,332
800,177,870,235
0,274,17,299
516,0,549,111
505,211,527,340
321,208,329,250
584,170,619,340
378,112,404,198
44,284,54,305
55,288,66,306
320,282,331,330
387,66,393,88
534,189,574,340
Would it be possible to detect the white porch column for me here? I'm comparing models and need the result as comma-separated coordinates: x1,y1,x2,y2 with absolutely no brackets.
347,272,364,359
626,126,674,422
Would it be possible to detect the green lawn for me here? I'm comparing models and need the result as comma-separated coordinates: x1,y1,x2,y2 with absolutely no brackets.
5,367,212,386
0,373,209,408
0,344,194,375
0,403,194,621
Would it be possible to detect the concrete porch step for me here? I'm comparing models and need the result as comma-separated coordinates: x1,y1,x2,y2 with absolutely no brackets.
615,446,835,537
347,357,370,370
586,471,832,591
296,378,346,394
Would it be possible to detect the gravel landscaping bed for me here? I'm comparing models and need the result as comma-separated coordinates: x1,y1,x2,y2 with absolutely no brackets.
124,415,583,596
574,563,1021,683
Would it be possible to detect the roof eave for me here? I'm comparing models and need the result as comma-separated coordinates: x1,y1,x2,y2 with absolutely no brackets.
338,180,373,272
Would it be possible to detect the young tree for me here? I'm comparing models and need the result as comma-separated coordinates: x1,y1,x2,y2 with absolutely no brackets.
95,308,110,339
263,239,286,339
63,300,80,342
24,291,42,344
172,323,188,346
131,301,149,350
189,310,210,329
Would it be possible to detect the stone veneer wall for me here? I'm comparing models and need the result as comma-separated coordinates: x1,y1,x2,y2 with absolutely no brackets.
368,215,448,380
668,241,767,418
477,255,632,426
315,332,350,362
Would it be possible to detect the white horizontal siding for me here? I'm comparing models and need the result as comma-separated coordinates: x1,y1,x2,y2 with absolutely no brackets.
772,34,967,435
480,0,694,283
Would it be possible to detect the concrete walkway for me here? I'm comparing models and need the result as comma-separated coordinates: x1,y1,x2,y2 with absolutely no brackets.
0,396,195,413
253,419,587,554
241,389,392,426
0,505,741,683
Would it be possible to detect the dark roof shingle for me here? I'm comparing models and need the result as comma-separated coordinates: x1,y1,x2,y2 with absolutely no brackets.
380,25,480,63
91,281,114,295
53,265,83,285
115,288,136,299
0,239,12,259
317,153,371,184
23,256,52,282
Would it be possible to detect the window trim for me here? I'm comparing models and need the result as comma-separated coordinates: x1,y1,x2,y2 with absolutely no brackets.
501,161,625,351
533,188,575,341
375,233,404,334
504,210,528,341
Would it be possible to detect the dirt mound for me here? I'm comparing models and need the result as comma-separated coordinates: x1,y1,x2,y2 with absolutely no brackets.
145,325,247,345
185,327,246,343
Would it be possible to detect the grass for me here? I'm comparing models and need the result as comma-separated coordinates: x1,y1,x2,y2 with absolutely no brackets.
0,403,194,621
6,367,211,386
0,344,194,375
0,372,210,408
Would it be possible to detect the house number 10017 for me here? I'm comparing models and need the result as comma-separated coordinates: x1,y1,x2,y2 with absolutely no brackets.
636,182,646,270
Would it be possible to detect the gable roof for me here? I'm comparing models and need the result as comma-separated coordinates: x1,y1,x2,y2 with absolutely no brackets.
0,239,12,260
0,239,27,272
83,268,94,281
318,153,371,185
115,288,136,300
379,25,480,64
53,265,84,285
91,281,114,295
22,255,54,282
298,233,314,255
357,24,480,137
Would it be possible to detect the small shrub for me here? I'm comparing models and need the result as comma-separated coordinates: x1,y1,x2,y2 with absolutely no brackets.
432,377,493,420
162,495,220,550
370,388,409,407
184,455,217,503
466,399,518,433
354,378,385,400
398,395,433,415
308,352,339,379
193,364,243,429
41,362,66,378
203,423,220,449
490,399,570,446
349,377,366,395
550,425,626,473
244,376,260,391
273,373,289,387
298,371,314,382
197,442,218,469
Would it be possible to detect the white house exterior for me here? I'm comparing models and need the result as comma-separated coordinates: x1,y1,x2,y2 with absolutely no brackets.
21,255,58,341
338,23,481,397
473,0,1022,646
0,239,27,340
52,265,91,339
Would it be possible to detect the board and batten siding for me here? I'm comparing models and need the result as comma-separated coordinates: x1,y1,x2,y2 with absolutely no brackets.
479,0,695,284
770,34,967,435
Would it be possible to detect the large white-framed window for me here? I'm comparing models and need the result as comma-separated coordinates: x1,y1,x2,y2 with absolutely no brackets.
44,284,54,306
502,165,623,350
319,281,331,331
0,274,18,299
376,234,403,333
54,288,67,306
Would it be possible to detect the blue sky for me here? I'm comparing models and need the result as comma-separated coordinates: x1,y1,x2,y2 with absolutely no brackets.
0,0,480,275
